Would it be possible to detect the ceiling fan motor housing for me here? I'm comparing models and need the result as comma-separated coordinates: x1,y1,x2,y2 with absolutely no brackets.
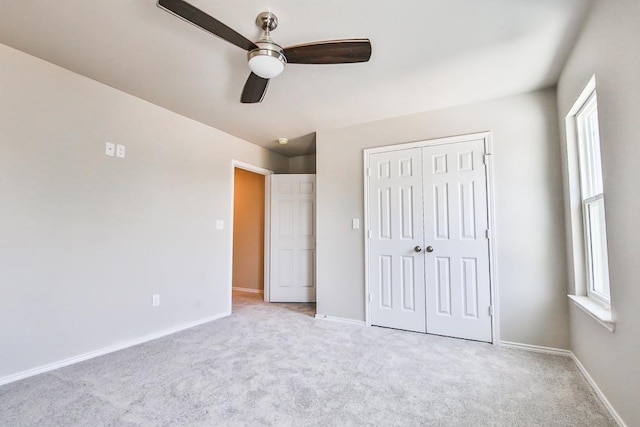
248,42,287,79
247,12,287,79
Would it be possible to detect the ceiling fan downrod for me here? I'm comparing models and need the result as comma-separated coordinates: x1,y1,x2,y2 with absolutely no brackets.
247,12,287,79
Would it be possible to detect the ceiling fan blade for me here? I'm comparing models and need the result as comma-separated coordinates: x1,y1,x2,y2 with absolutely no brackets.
157,0,257,51
241,73,270,103
283,39,372,64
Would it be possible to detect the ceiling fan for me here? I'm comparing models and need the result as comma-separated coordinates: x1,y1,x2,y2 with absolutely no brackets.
157,0,372,103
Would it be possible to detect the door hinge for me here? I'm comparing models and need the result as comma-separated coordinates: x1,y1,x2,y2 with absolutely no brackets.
483,153,492,165
367,230,372,239
368,293,372,302
488,305,494,316
366,168,371,177
485,229,491,239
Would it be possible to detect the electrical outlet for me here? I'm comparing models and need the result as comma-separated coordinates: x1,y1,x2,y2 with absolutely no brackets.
216,220,224,230
105,142,115,156
116,144,126,158
352,219,360,230
152,294,160,307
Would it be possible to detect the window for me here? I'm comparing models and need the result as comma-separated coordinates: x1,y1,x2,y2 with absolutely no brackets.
574,91,610,305
565,76,612,326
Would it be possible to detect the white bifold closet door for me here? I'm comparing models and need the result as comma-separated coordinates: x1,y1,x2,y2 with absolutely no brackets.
369,138,492,342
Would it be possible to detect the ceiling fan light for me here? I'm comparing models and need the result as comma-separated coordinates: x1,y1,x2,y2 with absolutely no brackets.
248,44,286,79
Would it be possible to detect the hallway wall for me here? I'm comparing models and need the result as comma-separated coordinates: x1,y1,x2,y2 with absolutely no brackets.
232,169,266,292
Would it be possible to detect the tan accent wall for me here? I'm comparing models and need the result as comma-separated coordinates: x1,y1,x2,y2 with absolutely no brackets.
232,169,265,291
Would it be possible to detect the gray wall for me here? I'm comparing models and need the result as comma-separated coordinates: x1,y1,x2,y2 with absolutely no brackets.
557,0,640,424
288,154,316,174
316,88,569,349
0,43,288,379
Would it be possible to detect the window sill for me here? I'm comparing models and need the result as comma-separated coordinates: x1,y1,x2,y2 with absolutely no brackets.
568,295,615,332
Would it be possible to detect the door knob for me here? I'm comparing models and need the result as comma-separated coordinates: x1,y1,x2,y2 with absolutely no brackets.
414,246,423,253
426,246,434,253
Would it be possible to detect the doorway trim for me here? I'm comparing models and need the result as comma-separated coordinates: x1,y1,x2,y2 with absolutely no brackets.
362,132,500,344
230,160,274,311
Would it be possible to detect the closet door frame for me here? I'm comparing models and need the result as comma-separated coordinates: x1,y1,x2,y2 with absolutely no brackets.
363,131,500,344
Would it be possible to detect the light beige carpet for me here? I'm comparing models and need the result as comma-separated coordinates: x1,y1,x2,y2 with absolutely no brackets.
0,292,615,426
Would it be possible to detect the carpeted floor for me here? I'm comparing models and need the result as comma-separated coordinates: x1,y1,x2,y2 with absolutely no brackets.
0,292,615,426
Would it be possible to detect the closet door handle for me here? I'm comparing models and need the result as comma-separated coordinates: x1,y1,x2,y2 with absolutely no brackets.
414,246,423,253
426,246,434,253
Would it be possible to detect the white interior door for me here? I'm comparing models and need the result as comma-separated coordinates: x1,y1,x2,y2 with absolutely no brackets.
367,137,493,342
369,148,426,333
423,140,492,342
269,174,316,302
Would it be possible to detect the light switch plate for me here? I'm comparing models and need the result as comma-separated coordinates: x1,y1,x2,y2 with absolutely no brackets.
352,219,360,230
105,142,115,156
152,294,160,307
216,220,224,230
116,144,126,158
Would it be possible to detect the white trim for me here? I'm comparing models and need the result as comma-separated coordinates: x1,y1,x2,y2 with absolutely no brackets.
364,131,493,155
264,174,272,302
363,132,499,344
315,314,366,326
500,340,626,425
571,352,627,427
566,75,597,117
483,134,500,345
232,286,264,295
231,160,274,176
363,148,372,327
499,340,572,357
230,160,274,308
0,312,230,387
568,295,615,332
563,75,607,300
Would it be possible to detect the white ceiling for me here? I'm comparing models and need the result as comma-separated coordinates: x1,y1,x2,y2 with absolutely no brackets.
0,0,591,156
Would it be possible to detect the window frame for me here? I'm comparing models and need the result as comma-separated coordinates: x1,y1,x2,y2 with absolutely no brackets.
582,194,610,305
573,90,610,307
564,76,613,329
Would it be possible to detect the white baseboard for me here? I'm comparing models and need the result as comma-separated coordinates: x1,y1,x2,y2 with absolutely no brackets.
571,352,627,427
0,311,230,387
499,341,625,426
232,287,264,294
499,340,572,356
315,314,365,326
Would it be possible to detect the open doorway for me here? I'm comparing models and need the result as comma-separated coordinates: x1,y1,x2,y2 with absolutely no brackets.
230,161,318,315
231,161,272,309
